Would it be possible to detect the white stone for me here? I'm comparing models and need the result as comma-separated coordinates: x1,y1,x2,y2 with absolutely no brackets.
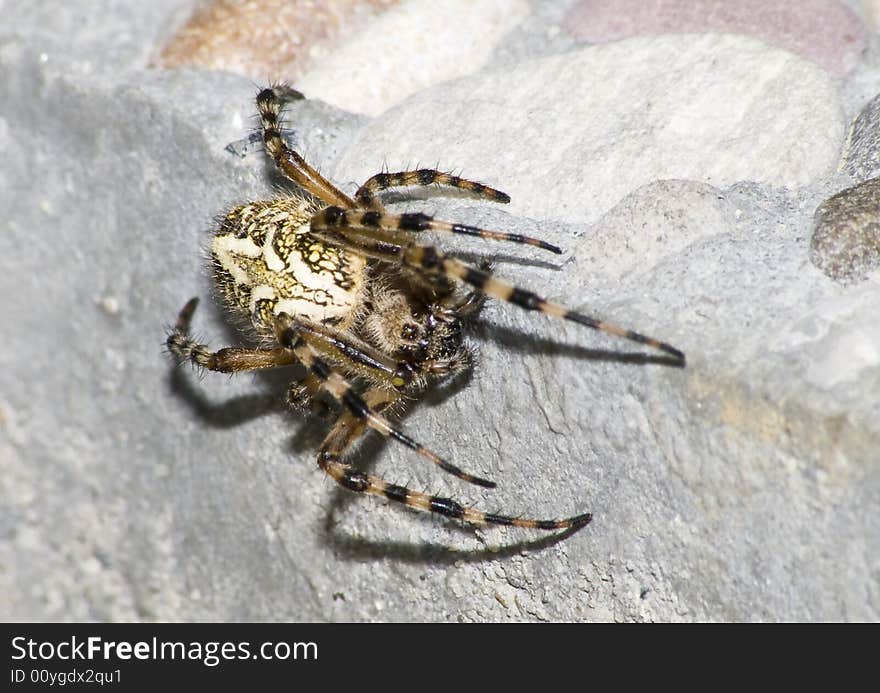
581,179,737,282
861,0,880,29
297,0,530,116
335,34,845,225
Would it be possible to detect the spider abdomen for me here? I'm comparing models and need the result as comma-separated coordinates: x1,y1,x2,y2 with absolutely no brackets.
212,197,367,334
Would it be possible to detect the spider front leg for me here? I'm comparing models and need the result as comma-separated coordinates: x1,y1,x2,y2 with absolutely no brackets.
313,205,563,254
166,298,299,373
256,85,356,208
167,299,494,487
318,386,592,532
308,223,687,364
355,169,511,210
275,314,496,488
432,252,686,365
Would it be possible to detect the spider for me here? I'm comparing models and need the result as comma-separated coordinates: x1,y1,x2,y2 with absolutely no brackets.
166,84,685,532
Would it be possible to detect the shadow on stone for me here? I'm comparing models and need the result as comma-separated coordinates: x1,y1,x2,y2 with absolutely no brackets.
322,516,589,565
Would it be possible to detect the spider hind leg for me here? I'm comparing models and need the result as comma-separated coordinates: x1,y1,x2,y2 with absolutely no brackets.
166,297,298,373
308,215,686,364
319,395,592,532
275,317,497,489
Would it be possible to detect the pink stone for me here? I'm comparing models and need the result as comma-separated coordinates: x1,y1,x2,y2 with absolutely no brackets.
564,0,867,76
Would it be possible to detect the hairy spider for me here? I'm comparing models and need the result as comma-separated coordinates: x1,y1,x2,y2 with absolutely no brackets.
166,84,685,532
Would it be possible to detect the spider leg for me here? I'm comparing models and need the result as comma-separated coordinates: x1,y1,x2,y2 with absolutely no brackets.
275,315,496,488
428,251,686,365
256,85,356,208
169,297,456,404
434,267,492,321
166,298,298,372
355,169,511,210
276,313,447,392
168,300,489,484
307,226,686,365
319,387,592,531
286,314,401,383
312,205,562,254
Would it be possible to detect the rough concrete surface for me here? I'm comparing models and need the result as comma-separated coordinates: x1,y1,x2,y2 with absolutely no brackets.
1,0,878,622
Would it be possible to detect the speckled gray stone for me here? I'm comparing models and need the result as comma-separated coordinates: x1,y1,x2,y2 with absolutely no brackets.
811,177,880,282
841,92,880,181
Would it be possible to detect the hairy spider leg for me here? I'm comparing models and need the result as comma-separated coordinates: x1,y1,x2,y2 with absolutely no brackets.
257,85,356,208
434,252,686,364
313,205,562,255
256,86,515,218
166,298,299,372
355,169,511,209
165,299,495,488
318,384,592,531
306,222,686,365
275,316,496,488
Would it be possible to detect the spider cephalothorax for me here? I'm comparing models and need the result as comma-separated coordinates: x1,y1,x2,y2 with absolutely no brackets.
167,84,685,532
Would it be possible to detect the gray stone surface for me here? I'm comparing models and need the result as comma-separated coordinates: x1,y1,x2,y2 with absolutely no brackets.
841,90,880,181
2,1,878,623
812,177,880,282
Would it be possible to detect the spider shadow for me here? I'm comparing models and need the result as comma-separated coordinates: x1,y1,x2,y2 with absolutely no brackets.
322,513,589,565
472,319,685,367
166,364,290,428
452,250,565,273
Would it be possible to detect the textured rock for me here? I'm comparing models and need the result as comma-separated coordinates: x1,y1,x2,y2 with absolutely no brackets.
490,0,579,67
335,34,845,226
583,179,738,281
0,0,182,68
2,0,878,624
811,177,880,282
841,91,880,181
296,0,530,115
564,0,868,76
